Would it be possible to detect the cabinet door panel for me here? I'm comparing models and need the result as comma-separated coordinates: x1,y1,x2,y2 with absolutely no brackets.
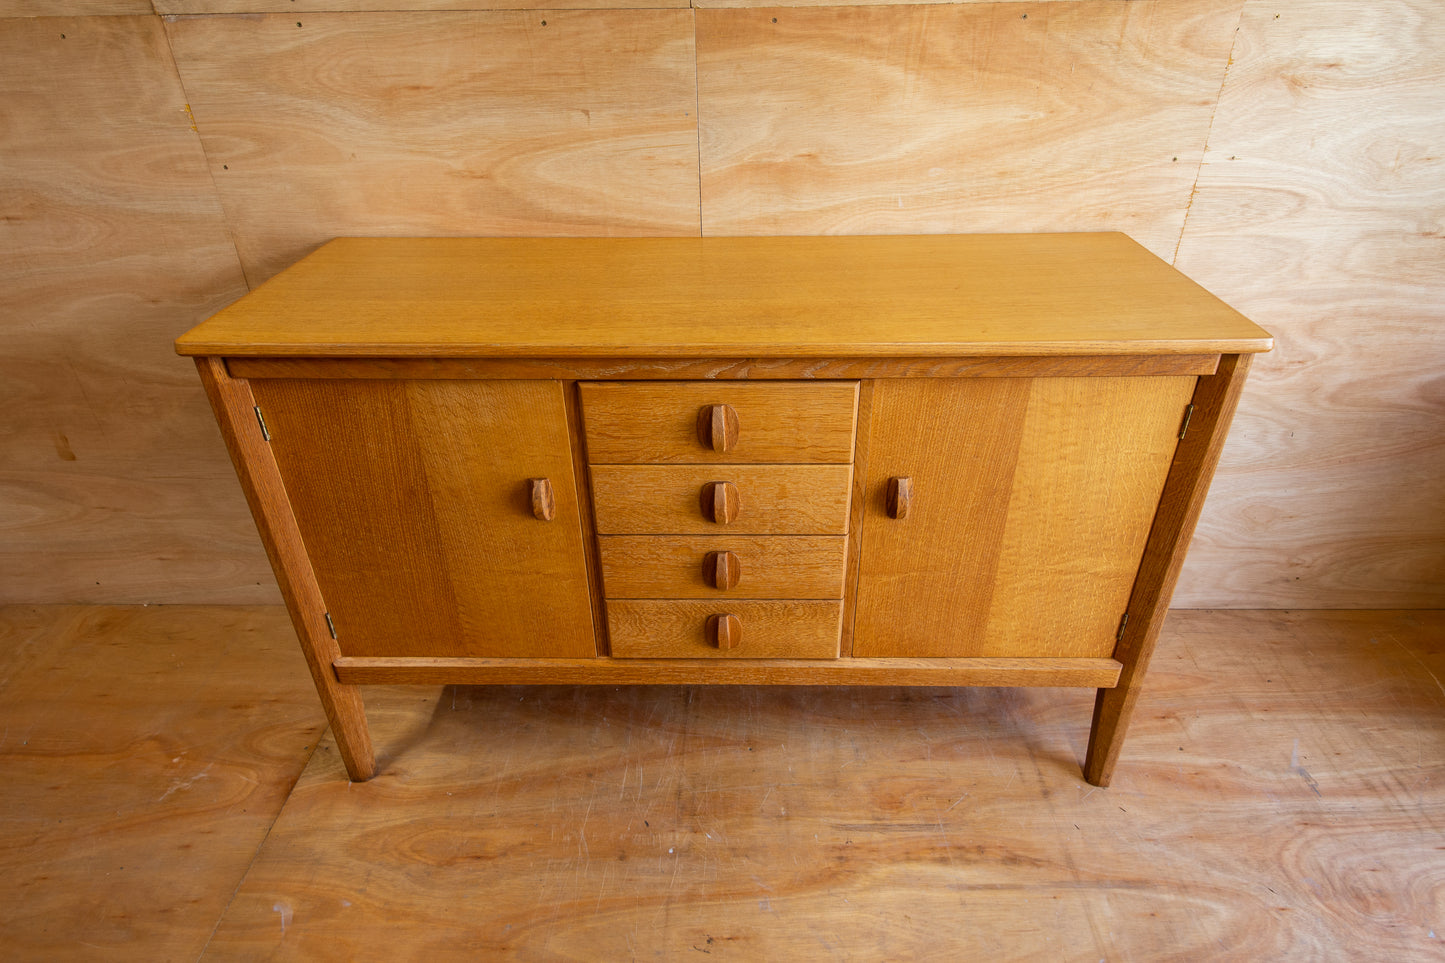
250,379,595,658
855,376,1195,658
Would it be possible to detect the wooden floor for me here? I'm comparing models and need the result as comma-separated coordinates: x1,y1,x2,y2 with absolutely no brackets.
0,607,1440,960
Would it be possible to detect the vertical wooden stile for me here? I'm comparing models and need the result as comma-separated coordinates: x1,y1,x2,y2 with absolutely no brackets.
195,357,376,781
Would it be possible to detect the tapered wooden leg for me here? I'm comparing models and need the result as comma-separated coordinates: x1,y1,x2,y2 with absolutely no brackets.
196,357,376,781
1084,353,1254,787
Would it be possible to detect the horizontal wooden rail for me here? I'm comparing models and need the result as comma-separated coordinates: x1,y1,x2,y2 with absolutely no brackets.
334,656,1123,688
226,355,1220,382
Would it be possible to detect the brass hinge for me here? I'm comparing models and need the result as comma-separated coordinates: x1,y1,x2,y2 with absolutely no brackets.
1178,403,1195,440
1116,612,1130,642
324,612,337,640
253,405,271,441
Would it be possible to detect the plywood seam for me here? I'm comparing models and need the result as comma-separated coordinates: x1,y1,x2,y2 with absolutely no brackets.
156,10,252,289
1172,0,1249,265
156,11,252,291
196,739,321,958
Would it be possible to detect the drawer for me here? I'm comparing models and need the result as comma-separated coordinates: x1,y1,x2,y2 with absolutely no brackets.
599,535,847,599
607,600,842,659
580,381,858,464
590,464,853,535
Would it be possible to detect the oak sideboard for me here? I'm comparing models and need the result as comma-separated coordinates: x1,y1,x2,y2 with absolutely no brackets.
176,234,1272,786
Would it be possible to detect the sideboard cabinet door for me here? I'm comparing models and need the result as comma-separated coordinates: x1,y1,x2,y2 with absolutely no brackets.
854,376,1197,659
247,378,596,659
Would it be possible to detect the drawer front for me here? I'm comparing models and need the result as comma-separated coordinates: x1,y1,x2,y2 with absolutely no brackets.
599,535,847,599
607,600,842,659
590,464,853,535
580,381,859,464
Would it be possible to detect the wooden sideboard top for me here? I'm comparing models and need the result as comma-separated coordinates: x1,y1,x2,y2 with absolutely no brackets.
175,233,1272,359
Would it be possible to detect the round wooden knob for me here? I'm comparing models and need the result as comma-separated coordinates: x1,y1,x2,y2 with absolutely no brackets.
699,481,740,524
706,613,741,650
886,476,911,520
702,550,741,590
696,403,740,453
530,477,555,521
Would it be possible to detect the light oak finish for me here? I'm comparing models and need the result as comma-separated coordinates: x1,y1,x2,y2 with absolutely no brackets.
334,654,1123,688
174,235,1270,358
196,359,376,781
248,378,596,660
581,381,859,464
855,376,1195,659
607,600,843,659
591,464,854,536
228,354,1223,382
178,234,1268,784
163,12,700,286
1085,355,1252,786
695,1,1244,254
599,535,847,599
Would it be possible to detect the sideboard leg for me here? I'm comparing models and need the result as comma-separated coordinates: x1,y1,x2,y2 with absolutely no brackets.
1084,686,1134,786
1084,353,1255,786
195,356,377,781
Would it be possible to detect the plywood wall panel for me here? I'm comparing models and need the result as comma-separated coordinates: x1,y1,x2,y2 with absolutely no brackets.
0,2,149,14
0,16,271,604
165,11,700,285
696,0,1244,258
1172,0,1445,607
156,0,682,11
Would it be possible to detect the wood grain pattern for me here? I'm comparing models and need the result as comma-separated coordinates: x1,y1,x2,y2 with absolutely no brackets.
1085,355,1251,785
1171,0,1445,608
197,359,377,780
155,0,680,12
580,381,859,464
591,464,853,535
696,0,1245,255
209,609,1444,960
176,235,1270,358
227,354,1223,381
599,535,847,599
981,376,1197,656
855,378,1027,657
0,15,258,605
609,599,841,659
163,12,700,286
249,378,596,659
0,605,322,958
856,377,1195,659
334,654,1123,687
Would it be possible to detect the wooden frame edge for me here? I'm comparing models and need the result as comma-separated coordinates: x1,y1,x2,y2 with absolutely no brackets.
1083,353,1255,786
226,354,1221,382
333,656,1123,688
196,356,377,781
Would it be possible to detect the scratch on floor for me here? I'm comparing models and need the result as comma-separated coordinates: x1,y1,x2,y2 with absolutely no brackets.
1290,738,1323,797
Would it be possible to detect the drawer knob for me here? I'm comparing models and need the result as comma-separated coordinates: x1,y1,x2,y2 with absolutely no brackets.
696,403,740,453
530,477,556,521
699,481,741,524
706,613,742,650
886,476,912,519
702,550,741,590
